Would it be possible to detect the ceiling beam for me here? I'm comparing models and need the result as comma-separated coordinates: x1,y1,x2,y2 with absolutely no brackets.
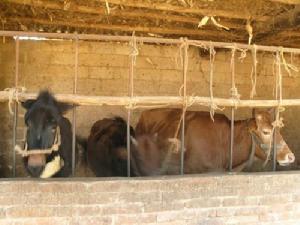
6,17,246,41
97,0,269,21
268,0,300,4
4,0,244,30
255,5,300,43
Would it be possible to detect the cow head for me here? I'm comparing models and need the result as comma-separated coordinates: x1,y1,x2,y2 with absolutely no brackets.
250,108,295,166
21,90,72,177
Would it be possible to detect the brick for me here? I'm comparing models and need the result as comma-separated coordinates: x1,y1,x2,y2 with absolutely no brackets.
115,213,157,223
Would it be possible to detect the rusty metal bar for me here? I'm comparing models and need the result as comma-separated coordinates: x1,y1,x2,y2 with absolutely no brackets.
1,31,300,54
71,35,78,176
12,37,19,177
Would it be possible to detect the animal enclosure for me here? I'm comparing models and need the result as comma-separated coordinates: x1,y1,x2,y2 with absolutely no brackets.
0,31,300,225
0,31,300,176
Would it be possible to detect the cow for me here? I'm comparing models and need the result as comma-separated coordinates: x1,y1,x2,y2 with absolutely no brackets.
18,90,75,178
133,108,295,175
86,117,139,177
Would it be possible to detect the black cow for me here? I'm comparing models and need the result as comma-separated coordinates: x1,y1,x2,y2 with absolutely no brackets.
21,90,74,178
87,117,140,177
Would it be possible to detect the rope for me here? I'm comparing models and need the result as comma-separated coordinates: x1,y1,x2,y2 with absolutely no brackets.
209,43,218,121
15,126,61,157
263,50,285,167
250,45,257,99
230,46,241,108
4,87,26,115
280,49,298,77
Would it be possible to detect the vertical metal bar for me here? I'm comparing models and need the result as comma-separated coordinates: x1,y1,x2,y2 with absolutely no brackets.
12,37,19,177
127,110,131,177
71,35,78,176
229,108,234,171
229,48,236,172
127,36,135,177
272,108,277,171
180,39,188,175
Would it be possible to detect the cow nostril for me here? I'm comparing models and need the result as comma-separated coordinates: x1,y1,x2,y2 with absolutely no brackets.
287,153,295,162
28,166,44,177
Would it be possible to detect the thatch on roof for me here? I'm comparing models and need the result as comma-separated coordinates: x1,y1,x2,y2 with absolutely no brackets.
0,0,299,47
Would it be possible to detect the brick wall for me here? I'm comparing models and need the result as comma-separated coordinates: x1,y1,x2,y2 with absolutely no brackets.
0,172,300,224
0,38,300,176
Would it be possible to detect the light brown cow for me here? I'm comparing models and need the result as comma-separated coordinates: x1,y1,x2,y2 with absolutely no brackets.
132,108,295,175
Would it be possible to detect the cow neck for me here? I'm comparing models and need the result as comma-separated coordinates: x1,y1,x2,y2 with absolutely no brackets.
231,118,267,171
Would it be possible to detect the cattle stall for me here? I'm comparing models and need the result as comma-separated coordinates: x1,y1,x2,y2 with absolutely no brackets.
1,1,300,224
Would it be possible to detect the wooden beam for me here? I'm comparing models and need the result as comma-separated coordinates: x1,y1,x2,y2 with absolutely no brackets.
6,17,245,40
97,0,269,21
255,5,300,44
4,0,244,30
268,0,300,4
1,91,300,108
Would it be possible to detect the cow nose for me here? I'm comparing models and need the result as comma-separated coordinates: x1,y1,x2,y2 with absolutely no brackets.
27,166,44,177
287,153,295,163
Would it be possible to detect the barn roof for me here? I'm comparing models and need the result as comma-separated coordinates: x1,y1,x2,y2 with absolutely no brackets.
0,0,300,47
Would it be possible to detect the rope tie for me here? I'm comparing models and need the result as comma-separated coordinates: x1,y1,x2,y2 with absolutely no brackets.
4,87,26,115
15,126,61,157
230,46,241,108
250,45,257,99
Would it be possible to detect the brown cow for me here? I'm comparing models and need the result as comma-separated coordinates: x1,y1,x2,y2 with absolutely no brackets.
132,108,295,175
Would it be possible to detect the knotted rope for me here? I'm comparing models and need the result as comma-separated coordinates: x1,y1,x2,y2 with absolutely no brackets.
230,47,241,108
209,43,219,121
250,45,257,99
15,126,61,157
263,50,285,167
4,87,26,115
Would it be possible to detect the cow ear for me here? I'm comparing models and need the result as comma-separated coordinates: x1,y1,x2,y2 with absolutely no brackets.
21,99,36,110
130,136,138,147
267,108,275,115
57,102,74,114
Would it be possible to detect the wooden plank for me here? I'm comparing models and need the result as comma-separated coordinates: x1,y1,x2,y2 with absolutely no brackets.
6,17,244,40
269,0,300,4
4,0,244,30
1,91,300,108
97,0,269,21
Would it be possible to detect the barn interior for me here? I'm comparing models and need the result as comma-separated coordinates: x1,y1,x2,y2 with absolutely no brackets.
1,1,300,224
0,0,300,177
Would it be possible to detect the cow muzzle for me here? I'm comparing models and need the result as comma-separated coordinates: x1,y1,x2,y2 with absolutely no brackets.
276,143,295,166
27,154,46,177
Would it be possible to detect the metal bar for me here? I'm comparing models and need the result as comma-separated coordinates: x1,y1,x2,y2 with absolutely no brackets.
126,110,131,177
2,93,300,108
1,30,300,54
273,108,277,171
126,36,136,177
71,35,78,176
229,48,236,172
229,108,234,171
180,39,188,175
12,37,19,177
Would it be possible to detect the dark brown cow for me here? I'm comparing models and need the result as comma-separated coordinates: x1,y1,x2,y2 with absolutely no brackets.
133,108,295,175
86,117,138,177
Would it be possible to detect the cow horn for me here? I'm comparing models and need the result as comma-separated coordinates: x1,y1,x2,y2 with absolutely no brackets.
130,136,138,147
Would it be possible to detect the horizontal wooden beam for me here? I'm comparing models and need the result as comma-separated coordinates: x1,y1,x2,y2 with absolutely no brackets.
6,17,244,40
0,91,300,108
4,0,244,30
97,0,269,21
268,0,300,4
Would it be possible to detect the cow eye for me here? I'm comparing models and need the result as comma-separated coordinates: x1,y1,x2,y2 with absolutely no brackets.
263,130,271,135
